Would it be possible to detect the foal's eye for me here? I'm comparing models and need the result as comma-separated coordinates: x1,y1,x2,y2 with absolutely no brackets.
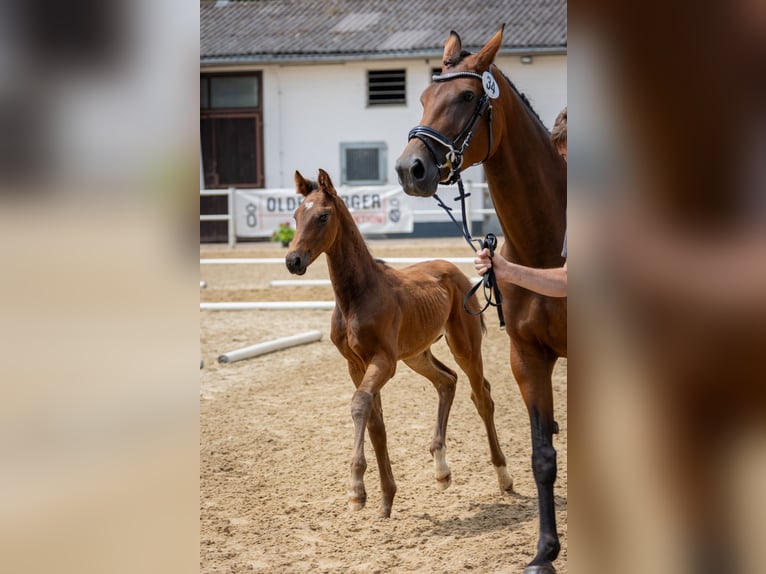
462,91,475,102
318,213,329,224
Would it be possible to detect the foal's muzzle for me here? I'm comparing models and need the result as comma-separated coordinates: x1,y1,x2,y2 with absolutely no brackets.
285,250,309,275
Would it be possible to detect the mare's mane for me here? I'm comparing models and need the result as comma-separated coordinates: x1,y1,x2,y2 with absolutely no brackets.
447,50,548,133
497,69,549,135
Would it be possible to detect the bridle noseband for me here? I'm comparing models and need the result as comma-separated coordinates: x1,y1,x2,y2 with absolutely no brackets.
407,71,494,186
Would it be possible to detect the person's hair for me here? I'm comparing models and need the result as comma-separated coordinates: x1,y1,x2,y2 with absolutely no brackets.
550,106,567,150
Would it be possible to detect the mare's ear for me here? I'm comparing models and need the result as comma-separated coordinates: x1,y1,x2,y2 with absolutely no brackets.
317,169,338,198
294,170,313,197
475,24,505,71
442,30,462,68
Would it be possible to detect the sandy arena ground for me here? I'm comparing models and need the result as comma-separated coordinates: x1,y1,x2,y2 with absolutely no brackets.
200,237,567,573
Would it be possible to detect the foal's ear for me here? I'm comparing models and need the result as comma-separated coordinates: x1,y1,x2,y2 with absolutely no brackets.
475,24,505,71
294,170,313,197
442,30,462,68
317,169,338,197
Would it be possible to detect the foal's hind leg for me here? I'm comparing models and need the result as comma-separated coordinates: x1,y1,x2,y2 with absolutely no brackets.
404,350,457,490
446,320,514,494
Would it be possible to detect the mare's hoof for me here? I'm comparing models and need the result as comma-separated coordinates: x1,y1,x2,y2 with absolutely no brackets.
523,563,556,574
435,472,452,490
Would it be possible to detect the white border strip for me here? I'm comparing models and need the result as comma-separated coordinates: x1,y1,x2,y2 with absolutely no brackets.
270,279,332,287
201,301,335,310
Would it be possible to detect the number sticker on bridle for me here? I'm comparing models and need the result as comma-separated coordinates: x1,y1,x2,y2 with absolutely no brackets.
482,70,500,99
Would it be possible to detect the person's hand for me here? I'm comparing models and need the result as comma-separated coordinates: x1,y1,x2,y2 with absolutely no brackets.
474,248,492,276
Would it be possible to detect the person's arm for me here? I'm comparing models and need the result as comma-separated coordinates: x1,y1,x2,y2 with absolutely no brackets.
474,248,567,298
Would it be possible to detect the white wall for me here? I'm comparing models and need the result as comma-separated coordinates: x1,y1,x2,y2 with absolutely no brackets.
206,53,566,220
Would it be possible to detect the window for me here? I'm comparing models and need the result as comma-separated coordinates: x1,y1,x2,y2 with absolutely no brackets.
340,142,387,185
200,73,264,189
367,70,406,106
201,76,260,109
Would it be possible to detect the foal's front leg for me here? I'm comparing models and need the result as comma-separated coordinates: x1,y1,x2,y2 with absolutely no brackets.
347,357,396,516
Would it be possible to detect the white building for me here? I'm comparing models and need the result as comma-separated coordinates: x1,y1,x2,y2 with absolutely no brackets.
200,0,566,240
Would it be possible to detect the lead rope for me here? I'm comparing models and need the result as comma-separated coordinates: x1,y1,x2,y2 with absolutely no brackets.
434,174,505,329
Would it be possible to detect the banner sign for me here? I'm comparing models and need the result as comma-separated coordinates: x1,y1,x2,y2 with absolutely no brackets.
234,186,414,238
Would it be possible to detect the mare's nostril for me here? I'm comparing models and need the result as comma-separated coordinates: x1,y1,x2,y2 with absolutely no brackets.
411,159,425,181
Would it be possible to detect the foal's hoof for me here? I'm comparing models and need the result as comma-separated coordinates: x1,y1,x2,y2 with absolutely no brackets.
435,471,452,490
523,562,556,574
495,465,514,494
347,492,366,511
376,506,392,519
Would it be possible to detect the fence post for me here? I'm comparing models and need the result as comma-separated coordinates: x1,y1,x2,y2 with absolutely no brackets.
227,187,236,248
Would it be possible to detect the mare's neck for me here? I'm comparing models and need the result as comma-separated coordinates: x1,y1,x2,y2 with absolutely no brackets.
484,80,566,268
324,210,379,307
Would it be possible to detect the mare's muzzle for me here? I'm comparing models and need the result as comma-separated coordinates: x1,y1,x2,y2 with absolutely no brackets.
395,144,441,197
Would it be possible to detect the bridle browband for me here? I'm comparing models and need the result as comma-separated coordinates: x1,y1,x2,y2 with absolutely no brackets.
407,71,493,186
406,69,505,328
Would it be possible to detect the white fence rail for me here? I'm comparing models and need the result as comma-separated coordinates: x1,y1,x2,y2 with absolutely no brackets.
200,188,236,248
200,182,495,247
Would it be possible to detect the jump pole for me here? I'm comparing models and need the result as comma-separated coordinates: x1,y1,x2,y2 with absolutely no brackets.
218,330,323,364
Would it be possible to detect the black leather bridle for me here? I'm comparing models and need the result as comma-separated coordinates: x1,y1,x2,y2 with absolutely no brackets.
407,71,494,186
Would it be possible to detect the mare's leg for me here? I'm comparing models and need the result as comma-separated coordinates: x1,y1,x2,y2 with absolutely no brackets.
404,350,457,489
347,356,396,515
445,315,513,493
511,340,560,574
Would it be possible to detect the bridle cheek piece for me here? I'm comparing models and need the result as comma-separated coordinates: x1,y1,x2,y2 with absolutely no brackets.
407,71,494,185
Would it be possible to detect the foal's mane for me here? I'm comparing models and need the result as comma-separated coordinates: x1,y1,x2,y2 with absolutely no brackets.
305,177,390,268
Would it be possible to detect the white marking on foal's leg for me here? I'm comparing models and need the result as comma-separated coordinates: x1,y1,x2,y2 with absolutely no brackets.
433,446,452,490
495,465,514,494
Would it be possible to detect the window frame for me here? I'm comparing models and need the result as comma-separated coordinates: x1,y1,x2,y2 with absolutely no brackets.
340,141,388,185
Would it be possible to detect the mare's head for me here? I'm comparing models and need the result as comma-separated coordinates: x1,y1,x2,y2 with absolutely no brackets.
395,26,505,197
285,169,343,275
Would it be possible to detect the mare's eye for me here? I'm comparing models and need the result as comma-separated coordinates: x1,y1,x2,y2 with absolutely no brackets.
318,213,329,224
462,91,475,102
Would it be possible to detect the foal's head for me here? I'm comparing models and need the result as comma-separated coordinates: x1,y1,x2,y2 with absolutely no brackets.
285,169,344,276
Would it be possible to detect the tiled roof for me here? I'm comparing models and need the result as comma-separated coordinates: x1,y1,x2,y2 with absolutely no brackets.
201,0,566,63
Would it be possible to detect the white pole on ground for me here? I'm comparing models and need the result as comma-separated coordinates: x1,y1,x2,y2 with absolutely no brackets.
200,301,335,310
218,330,323,364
